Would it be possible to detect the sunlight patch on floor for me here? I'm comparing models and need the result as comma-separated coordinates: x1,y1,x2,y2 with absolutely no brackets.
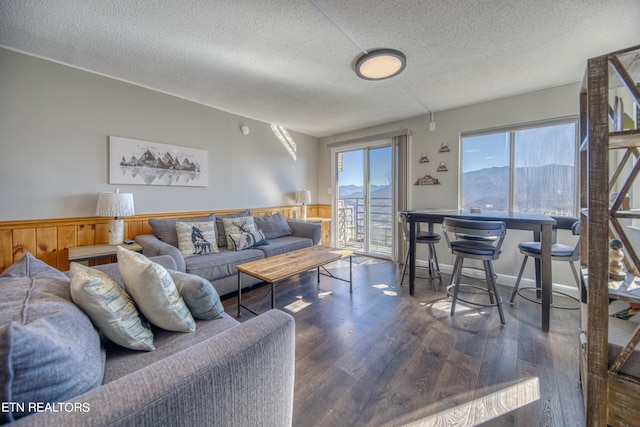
284,299,311,313
372,283,398,296
331,256,386,268
424,299,486,317
402,377,540,426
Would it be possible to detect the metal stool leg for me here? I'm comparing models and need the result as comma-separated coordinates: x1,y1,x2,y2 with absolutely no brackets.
483,260,496,305
450,257,463,317
400,250,409,287
428,243,440,293
569,261,581,289
432,247,441,278
510,256,529,304
486,260,505,325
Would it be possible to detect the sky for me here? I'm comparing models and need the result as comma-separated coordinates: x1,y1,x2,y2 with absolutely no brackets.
462,133,509,173
337,146,392,187
462,123,575,173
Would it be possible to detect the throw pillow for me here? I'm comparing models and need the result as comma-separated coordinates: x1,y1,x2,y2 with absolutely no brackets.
215,209,251,248
254,212,292,239
228,229,269,251
0,253,105,423
69,262,155,351
222,215,257,250
168,270,224,320
149,213,216,247
176,221,219,257
117,247,196,332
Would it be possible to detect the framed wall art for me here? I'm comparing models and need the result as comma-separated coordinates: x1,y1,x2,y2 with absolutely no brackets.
109,136,208,187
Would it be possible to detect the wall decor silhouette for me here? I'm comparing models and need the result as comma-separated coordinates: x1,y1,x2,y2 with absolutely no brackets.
109,136,208,187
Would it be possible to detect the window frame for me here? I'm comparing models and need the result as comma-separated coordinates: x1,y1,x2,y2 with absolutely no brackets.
459,116,579,216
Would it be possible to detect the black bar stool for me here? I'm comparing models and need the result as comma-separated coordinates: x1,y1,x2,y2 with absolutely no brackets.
399,212,441,293
443,217,507,325
509,218,581,309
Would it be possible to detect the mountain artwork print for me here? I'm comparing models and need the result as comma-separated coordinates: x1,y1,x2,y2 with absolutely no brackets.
109,136,208,186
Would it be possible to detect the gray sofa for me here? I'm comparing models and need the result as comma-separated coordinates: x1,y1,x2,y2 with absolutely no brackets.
135,211,322,296
2,254,295,427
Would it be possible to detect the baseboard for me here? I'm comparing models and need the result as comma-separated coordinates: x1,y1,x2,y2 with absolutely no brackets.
414,260,580,298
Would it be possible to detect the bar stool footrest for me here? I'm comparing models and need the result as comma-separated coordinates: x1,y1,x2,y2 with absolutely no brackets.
515,286,579,310
446,283,502,308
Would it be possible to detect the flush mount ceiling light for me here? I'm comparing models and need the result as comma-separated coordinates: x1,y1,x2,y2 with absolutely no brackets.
355,49,406,80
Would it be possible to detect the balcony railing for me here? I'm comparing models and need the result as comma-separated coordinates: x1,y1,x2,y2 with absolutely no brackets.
337,196,393,256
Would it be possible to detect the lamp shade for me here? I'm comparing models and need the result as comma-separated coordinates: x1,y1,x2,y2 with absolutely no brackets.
95,190,135,218
296,190,311,205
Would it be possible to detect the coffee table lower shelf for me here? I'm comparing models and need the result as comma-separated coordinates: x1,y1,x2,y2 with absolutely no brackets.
236,246,353,317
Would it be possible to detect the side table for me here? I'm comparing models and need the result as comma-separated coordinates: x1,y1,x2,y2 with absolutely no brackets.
68,242,143,263
298,217,331,246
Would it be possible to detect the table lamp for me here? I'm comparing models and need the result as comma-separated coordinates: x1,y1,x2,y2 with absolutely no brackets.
95,189,135,245
296,189,311,221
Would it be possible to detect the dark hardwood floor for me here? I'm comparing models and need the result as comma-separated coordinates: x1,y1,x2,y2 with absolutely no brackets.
222,257,585,427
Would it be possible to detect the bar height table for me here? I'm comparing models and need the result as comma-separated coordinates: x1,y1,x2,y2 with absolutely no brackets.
402,209,556,332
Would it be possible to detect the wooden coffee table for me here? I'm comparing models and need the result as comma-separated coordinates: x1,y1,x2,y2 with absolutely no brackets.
237,246,353,317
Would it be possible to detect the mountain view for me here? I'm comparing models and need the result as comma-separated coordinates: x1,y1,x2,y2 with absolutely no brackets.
338,185,393,247
462,164,575,214
339,184,391,199
338,163,574,217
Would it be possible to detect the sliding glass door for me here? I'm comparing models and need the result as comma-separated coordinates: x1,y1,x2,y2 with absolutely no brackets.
334,142,395,258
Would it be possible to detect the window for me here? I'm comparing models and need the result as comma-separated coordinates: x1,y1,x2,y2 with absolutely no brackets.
460,118,577,215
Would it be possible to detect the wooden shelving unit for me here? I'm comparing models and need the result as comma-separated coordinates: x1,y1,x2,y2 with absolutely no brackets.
579,45,640,426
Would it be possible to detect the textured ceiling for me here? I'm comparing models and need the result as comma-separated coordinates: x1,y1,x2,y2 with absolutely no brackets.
1,0,639,137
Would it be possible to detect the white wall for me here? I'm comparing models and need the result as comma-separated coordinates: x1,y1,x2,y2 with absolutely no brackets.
0,48,319,220
319,82,582,289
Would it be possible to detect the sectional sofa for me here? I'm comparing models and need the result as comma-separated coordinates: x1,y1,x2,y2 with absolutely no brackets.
135,211,322,296
1,253,295,426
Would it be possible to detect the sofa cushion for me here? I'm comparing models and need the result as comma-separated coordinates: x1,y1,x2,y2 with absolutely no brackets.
228,229,269,251
102,313,240,384
0,254,105,423
169,270,224,320
176,220,219,257
149,213,216,247
255,212,292,239
184,248,265,282
258,236,313,257
215,210,251,248
117,247,196,332
69,262,155,351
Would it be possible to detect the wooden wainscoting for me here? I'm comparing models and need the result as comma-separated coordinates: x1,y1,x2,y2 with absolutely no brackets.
0,205,331,274
307,204,331,219
307,204,331,246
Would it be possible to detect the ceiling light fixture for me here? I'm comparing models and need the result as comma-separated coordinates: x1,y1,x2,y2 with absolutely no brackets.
355,49,406,80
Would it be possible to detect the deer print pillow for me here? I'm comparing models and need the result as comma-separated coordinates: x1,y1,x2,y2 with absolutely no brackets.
227,229,269,251
175,221,219,257
222,216,257,250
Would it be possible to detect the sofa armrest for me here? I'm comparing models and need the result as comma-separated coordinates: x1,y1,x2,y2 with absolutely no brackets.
14,309,296,427
134,234,186,272
288,220,321,245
